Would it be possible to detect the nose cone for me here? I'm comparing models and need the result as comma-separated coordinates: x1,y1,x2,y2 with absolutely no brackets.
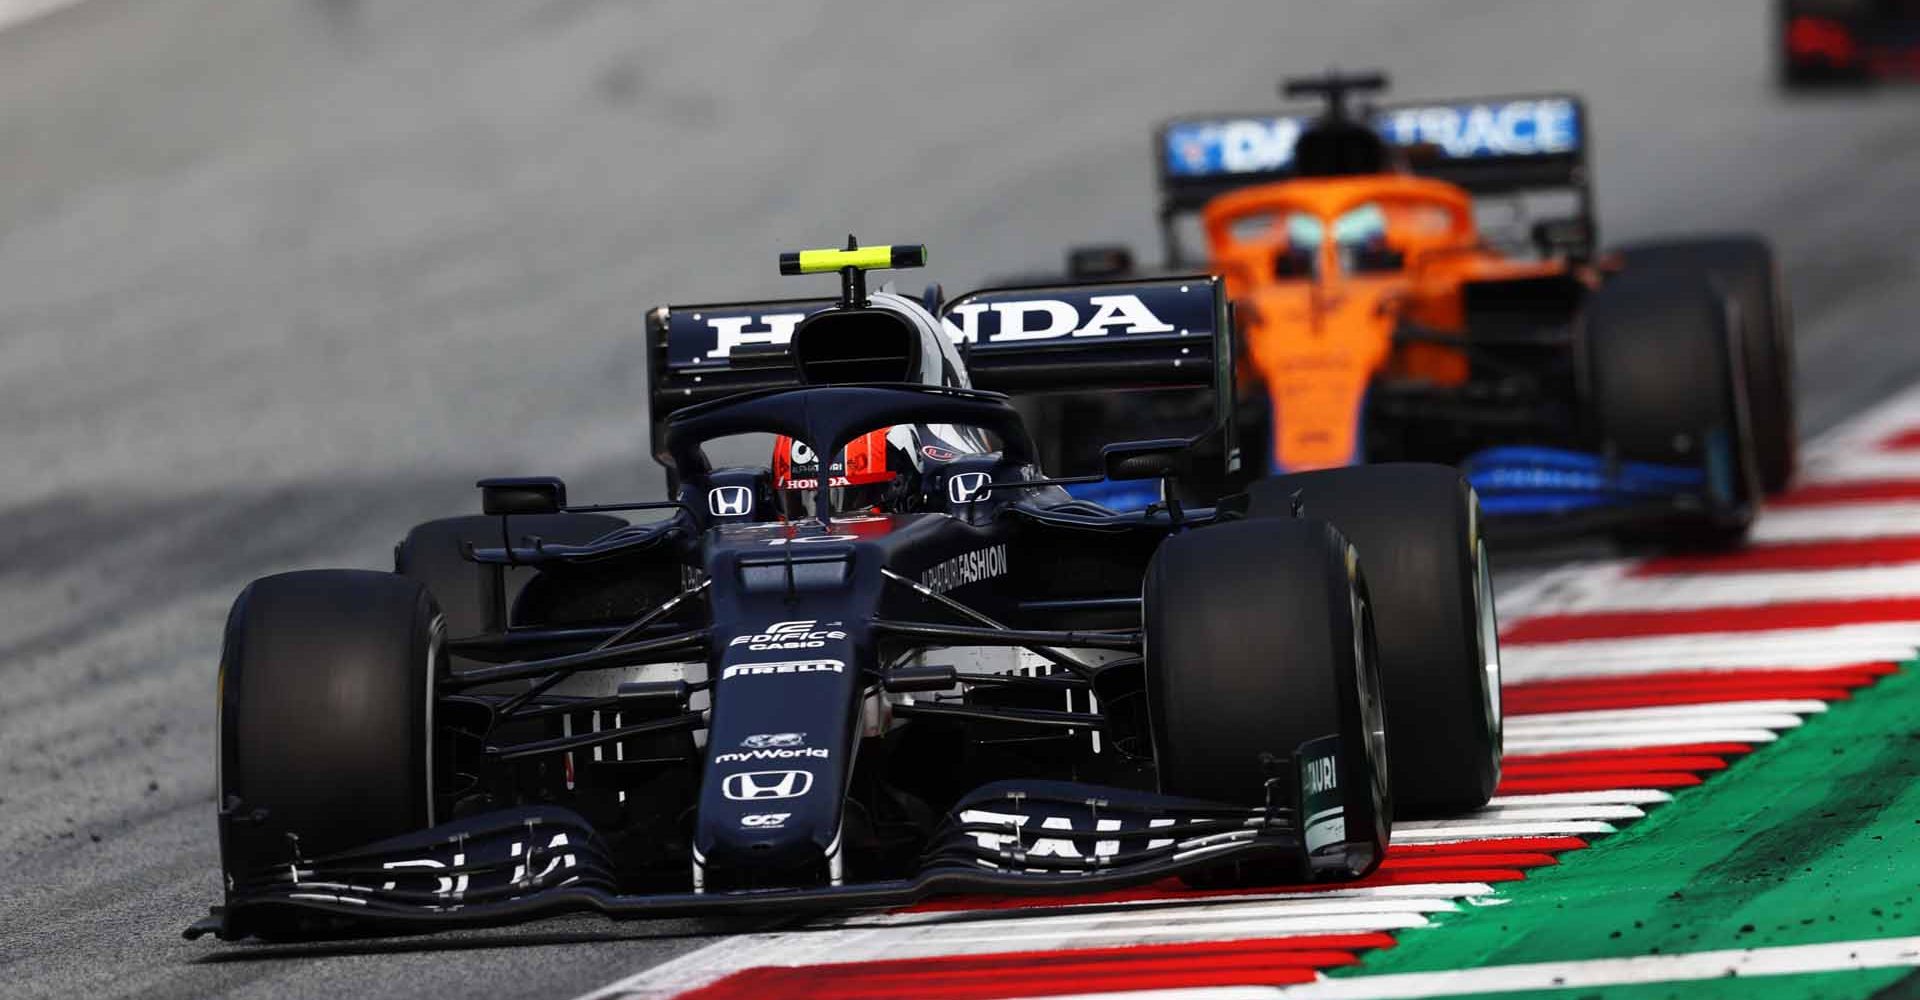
696,754,841,889
695,623,860,891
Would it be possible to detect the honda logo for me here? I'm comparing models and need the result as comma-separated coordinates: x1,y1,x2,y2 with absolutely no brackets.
722,770,815,801
708,486,753,517
948,472,992,504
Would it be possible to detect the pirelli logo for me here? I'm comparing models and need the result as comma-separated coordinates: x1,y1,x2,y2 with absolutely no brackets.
920,544,1008,595
721,658,845,680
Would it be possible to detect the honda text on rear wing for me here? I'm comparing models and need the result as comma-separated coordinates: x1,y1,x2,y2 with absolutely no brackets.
646,271,1236,479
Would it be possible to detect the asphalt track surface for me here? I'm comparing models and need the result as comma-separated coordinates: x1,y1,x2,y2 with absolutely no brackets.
1,1,1918,998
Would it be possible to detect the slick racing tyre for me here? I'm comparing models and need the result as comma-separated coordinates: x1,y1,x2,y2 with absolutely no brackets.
1247,463,1501,818
1144,518,1390,881
1621,237,1796,493
1583,265,1763,548
395,513,625,663
217,570,441,934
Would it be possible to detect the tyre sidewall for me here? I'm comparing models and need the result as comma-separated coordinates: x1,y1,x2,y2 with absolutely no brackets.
218,570,441,887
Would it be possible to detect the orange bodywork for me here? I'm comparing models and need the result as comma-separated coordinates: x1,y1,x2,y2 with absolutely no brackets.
1203,173,1570,473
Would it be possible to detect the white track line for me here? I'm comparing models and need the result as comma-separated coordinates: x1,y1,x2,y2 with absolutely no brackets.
1486,790,1671,806
1267,934,1920,999
1755,502,1920,542
594,910,1444,997
1801,450,1920,483
1398,805,1644,828
819,896,1463,936
1504,729,1780,753
1509,700,1827,726
1390,821,1617,843
1803,382,1920,450
1015,935,1920,1000
829,882,1502,927
1506,713,1805,738
1501,622,1920,681
911,911,1436,950
1513,563,1920,612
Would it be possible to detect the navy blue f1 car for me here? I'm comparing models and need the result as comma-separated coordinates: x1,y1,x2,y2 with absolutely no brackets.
190,242,1501,941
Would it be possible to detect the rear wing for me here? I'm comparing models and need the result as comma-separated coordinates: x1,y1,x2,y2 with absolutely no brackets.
1156,94,1592,261
646,276,1238,475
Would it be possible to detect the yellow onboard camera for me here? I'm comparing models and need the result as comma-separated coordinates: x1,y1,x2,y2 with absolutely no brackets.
779,236,926,307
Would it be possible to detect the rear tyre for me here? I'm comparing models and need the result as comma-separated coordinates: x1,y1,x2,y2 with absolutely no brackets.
1145,518,1390,881
217,570,441,927
1583,266,1762,549
1620,237,1796,493
1247,463,1501,817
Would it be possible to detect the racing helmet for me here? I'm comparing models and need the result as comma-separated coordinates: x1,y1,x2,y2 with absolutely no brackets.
772,429,909,517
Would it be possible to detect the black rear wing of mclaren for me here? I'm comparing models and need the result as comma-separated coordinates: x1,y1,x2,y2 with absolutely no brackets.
1156,94,1594,263
645,275,1237,476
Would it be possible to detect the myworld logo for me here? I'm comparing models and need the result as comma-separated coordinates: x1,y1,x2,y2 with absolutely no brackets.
714,747,830,764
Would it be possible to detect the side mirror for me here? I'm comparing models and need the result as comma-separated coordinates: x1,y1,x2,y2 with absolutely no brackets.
479,477,567,515
1102,439,1191,482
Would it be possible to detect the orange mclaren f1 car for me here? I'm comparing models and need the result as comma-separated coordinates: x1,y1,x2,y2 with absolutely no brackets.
1031,72,1795,544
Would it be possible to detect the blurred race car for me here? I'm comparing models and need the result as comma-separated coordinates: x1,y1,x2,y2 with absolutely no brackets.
1030,72,1796,545
1781,0,1920,85
189,241,1500,941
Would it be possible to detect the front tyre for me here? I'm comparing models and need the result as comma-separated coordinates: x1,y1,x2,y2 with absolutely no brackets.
1248,463,1501,818
1144,518,1390,881
1620,237,1796,493
217,570,442,927
1584,266,1763,548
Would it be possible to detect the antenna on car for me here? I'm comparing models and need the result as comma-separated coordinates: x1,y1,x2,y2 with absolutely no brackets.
1282,68,1390,123
1283,69,1394,177
779,235,927,308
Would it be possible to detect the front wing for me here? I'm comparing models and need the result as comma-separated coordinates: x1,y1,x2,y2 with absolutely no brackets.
188,782,1327,941
1463,443,1750,539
